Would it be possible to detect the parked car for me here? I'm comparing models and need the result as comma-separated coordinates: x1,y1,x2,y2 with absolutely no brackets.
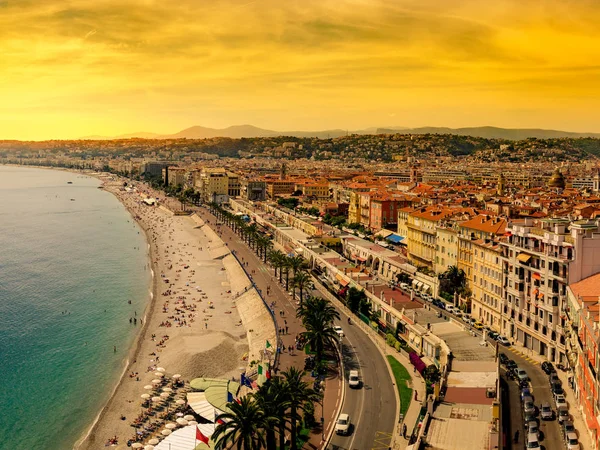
521,387,533,401
541,361,555,375
558,406,570,424
333,326,344,339
563,421,576,435
526,433,541,449
517,368,529,382
540,402,553,420
462,314,471,323
552,384,565,398
524,412,538,426
523,398,536,416
400,283,410,291
499,353,509,365
487,330,499,340
454,310,463,318
335,413,351,435
555,394,568,409
468,317,477,326
549,373,561,385
445,305,456,314
527,422,541,440
473,322,484,330
348,370,361,389
566,431,581,450
496,336,511,346
506,359,518,370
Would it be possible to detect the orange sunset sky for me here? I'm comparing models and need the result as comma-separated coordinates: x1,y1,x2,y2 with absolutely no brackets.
1,0,600,140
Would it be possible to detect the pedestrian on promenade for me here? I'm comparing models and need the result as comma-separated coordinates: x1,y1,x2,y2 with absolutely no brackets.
402,423,407,438
414,391,418,401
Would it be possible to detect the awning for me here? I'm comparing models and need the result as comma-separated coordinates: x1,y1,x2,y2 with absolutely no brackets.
532,272,541,281
339,278,349,287
356,256,367,262
416,281,423,289
386,234,405,244
409,351,427,374
517,253,532,263
412,279,419,287
422,284,431,293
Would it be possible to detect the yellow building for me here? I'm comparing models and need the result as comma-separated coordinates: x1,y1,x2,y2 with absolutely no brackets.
347,191,362,225
197,167,229,203
406,207,456,270
435,225,458,275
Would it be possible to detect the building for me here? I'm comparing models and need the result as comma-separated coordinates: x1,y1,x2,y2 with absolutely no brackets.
141,161,170,178
241,178,267,201
196,168,229,204
501,218,600,363
227,172,241,198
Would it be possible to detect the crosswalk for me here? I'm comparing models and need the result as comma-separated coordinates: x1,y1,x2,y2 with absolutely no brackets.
505,346,540,365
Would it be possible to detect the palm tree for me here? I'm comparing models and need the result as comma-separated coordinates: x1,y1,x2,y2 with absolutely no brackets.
268,250,285,282
282,367,320,450
253,379,290,450
297,297,340,364
213,396,270,450
287,255,307,278
292,271,312,305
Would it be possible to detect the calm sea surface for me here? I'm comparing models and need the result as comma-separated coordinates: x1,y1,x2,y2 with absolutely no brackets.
0,166,150,449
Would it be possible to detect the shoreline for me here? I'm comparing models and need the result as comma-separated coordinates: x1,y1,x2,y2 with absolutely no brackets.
75,175,255,449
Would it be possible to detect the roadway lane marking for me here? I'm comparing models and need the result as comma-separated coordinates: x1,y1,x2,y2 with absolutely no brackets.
344,330,366,450
371,431,393,449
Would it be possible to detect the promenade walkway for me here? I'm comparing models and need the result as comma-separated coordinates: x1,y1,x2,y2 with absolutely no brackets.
195,206,340,450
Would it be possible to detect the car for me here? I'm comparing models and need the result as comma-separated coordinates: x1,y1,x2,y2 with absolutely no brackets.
473,322,484,330
517,368,529,382
563,421,576,435
454,310,463,318
437,300,446,310
499,353,509,365
555,394,568,409
462,314,471,323
541,361,555,375
445,305,456,314
566,431,580,450
527,422,541,440
422,293,432,302
526,433,541,449
496,336,511,346
506,359,517,370
549,373,561,385
553,385,565,398
348,370,361,389
524,412,538,427
333,326,344,338
400,283,410,291
540,402,553,420
558,406,570,424
487,330,499,340
521,387,533,401
468,317,477,326
523,399,536,416
335,413,351,435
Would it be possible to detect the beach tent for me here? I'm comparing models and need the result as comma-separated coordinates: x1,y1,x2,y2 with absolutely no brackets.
155,423,216,450
187,392,224,423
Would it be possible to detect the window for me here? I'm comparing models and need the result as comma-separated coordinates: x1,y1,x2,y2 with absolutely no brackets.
549,314,553,324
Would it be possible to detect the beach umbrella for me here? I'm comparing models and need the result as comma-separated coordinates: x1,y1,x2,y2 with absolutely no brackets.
156,367,166,373
184,415,195,421
144,446,155,450
143,385,153,390
176,418,189,426
162,387,172,393
160,392,170,398
148,439,160,445
172,374,181,380
151,396,162,402
175,399,186,405
175,412,184,417
152,379,161,384
154,372,164,378
165,423,177,429
131,443,143,449
161,429,172,436
141,394,151,399
188,421,198,426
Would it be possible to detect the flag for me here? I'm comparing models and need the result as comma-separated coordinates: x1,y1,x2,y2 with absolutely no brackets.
196,426,210,447
241,374,252,388
227,391,234,403
258,364,263,375
265,340,272,349
266,369,271,380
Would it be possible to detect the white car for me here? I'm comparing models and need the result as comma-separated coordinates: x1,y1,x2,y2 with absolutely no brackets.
335,413,351,435
566,431,580,450
333,326,344,338
496,336,511,346
348,370,361,389
555,394,568,409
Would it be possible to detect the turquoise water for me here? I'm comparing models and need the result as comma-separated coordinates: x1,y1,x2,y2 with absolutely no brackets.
0,166,151,450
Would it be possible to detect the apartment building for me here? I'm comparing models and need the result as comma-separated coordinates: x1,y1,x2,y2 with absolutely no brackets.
227,172,241,198
196,168,229,204
434,224,459,275
501,218,600,363
241,178,267,201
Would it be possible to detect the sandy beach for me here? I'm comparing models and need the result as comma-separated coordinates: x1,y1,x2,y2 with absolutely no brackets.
75,178,267,449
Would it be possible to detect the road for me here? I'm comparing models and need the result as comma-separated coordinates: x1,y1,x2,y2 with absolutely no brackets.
327,313,397,450
498,347,563,450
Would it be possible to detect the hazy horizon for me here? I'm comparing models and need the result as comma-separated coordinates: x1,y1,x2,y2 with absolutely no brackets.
2,0,600,140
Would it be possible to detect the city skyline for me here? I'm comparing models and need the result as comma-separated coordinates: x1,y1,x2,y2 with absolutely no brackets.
2,0,600,140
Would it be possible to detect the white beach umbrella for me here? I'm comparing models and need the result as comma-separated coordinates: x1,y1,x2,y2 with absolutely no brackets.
154,372,164,378
131,443,143,449
161,429,172,436
172,374,181,379
184,415,195,421
148,438,160,445
141,394,151,399
162,387,172,393
165,423,177,429
160,392,170,398
156,367,166,373
176,418,189,426
175,412,184,417
151,396,162,402
175,399,186,405
143,385,153,390
151,379,161,384
188,421,198,426
144,446,155,450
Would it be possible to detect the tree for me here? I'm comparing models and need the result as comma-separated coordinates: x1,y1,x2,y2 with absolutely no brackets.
297,296,340,364
268,250,286,283
423,364,441,385
213,396,270,450
346,286,366,313
253,379,290,450
292,271,312,305
281,367,320,450
439,265,467,296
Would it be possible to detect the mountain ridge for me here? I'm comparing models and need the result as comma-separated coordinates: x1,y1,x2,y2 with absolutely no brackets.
80,125,600,141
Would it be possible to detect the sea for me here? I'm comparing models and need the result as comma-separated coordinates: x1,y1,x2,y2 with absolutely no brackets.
0,166,151,450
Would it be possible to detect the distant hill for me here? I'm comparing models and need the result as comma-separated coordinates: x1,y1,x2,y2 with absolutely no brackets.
81,125,600,141
376,126,600,140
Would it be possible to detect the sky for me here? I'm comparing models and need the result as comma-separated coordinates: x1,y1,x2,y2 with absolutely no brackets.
1,0,600,140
